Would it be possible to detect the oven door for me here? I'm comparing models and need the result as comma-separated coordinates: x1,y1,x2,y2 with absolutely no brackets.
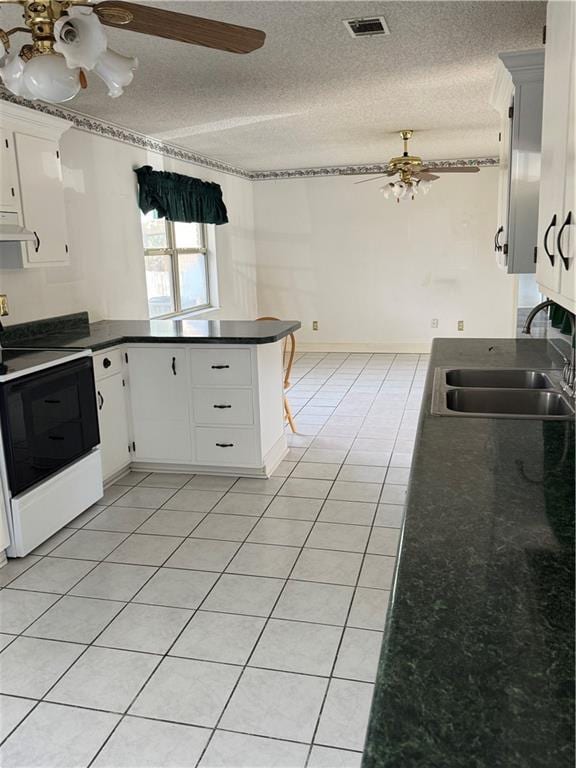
0,357,100,495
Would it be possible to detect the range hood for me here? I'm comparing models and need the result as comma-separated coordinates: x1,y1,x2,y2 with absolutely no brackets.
0,211,36,243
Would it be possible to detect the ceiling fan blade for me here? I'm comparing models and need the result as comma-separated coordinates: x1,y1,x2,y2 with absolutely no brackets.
413,172,440,181
419,166,480,174
93,1,266,54
354,175,392,185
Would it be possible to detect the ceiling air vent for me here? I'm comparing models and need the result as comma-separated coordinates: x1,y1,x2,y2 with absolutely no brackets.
343,16,390,38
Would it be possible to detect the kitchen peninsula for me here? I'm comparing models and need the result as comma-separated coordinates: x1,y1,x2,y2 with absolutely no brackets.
1,313,301,483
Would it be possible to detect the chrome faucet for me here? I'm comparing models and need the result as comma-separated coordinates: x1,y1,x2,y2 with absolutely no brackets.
522,299,556,335
523,299,575,398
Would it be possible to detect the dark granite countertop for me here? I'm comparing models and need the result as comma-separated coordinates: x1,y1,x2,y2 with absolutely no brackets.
363,338,574,768
0,313,301,351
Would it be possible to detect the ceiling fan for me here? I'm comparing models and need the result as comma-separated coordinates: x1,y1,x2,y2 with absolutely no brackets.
0,0,266,103
356,130,480,202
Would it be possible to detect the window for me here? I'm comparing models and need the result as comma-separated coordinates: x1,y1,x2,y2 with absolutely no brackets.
141,211,212,318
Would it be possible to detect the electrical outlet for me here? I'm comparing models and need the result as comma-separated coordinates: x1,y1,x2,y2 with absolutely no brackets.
458,320,464,332
0,295,8,317
312,321,319,331
431,318,439,329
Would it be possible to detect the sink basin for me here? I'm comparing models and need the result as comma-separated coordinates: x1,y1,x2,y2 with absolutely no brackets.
445,369,553,389
445,389,574,418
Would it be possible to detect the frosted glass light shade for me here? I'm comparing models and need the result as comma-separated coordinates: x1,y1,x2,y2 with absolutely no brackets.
380,183,394,199
93,48,138,98
0,53,33,98
23,54,81,102
54,6,107,70
419,179,432,195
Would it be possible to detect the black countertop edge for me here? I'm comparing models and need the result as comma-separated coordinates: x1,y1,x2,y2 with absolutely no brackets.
362,338,575,768
1,317,302,350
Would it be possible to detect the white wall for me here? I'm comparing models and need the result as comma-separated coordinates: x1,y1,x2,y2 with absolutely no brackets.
0,125,257,326
254,169,517,351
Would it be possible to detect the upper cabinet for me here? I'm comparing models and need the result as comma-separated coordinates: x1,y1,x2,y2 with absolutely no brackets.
535,0,575,312
491,49,544,274
0,102,71,268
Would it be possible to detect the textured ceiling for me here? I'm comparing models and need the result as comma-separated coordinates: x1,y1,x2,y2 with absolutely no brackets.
0,1,546,170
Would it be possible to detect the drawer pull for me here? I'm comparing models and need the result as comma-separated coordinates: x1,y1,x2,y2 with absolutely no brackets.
211,364,230,369
44,399,61,404
216,442,234,448
48,435,65,441
213,404,232,409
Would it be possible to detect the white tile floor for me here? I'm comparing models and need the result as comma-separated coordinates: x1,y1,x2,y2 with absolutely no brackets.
0,351,427,768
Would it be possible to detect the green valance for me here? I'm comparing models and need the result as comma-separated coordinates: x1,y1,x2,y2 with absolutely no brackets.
134,165,228,225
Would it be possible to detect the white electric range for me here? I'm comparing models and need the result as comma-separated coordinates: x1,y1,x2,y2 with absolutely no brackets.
0,347,103,558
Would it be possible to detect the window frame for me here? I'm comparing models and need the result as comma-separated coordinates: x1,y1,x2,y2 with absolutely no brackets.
142,216,211,319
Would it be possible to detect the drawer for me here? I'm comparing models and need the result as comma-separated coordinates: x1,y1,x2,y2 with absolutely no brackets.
93,349,123,381
193,388,254,426
190,348,252,386
195,427,258,466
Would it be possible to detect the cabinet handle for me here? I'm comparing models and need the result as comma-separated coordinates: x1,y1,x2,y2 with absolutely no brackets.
102,357,112,369
494,226,504,252
213,404,232,409
48,435,65,441
97,391,104,410
33,230,40,253
557,211,572,270
543,214,557,266
44,399,61,404
211,364,230,369
171,356,177,375
216,442,234,448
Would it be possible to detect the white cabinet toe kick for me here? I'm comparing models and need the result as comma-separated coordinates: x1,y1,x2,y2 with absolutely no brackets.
98,341,289,482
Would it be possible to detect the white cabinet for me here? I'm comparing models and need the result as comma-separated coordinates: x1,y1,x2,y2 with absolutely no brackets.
14,133,69,266
0,101,71,269
535,0,575,312
0,128,19,211
93,350,130,482
491,49,544,273
127,347,193,463
125,343,287,475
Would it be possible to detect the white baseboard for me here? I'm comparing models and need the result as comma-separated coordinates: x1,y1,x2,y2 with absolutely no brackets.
295,341,432,354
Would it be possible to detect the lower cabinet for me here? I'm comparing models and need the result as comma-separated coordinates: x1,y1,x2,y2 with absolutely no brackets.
124,343,285,473
127,346,193,463
93,350,130,482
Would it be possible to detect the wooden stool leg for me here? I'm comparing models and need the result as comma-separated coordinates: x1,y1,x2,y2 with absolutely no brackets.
284,395,297,433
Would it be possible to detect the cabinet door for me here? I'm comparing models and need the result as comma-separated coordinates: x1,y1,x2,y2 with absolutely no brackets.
128,347,192,463
96,374,130,481
14,133,69,266
0,129,19,211
536,1,572,294
558,6,575,309
495,105,512,267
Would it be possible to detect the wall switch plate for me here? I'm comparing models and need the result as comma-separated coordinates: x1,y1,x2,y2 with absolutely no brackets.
312,321,319,331
457,320,464,331
431,318,439,328
0,295,8,317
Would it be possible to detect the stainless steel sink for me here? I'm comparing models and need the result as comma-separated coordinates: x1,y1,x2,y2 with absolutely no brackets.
445,369,553,389
432,367,575,420
445,389,574,418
